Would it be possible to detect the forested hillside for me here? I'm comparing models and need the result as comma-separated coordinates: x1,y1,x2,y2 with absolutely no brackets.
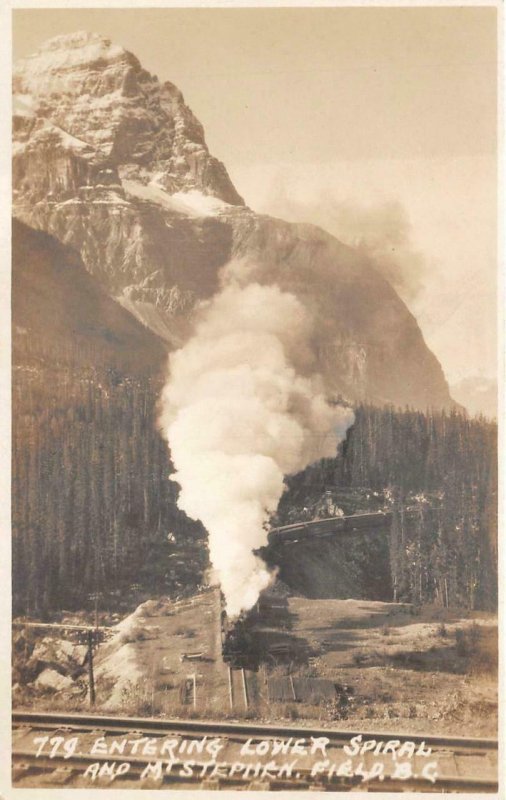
278,406,498,611
12,222,496,617
12,219,208,617
12,366,209,616
13,371,497,616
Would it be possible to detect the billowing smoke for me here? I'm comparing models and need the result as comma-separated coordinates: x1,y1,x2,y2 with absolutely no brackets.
322,200,426,301
258,180,426,300
159,263,354,616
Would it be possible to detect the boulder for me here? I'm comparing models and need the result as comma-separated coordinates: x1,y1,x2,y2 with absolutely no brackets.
35,668,74,692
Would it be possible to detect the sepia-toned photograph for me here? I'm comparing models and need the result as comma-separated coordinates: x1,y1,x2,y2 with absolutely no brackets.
7,3,501,795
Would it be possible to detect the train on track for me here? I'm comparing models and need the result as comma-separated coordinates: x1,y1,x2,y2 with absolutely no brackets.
220,605,259,669
220,587,296,668
220,510,435,666
268,511,392,544
220,513,395,666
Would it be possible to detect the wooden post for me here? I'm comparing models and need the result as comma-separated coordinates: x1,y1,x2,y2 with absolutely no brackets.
87,629,96,708
241,668,249,710
228,666,234,709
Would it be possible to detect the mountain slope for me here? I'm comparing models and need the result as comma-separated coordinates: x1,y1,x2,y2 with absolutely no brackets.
13,31,453,410
12,218,167,376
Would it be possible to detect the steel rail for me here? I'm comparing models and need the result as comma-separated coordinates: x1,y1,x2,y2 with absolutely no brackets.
12,711,498,792
12,710,498,751
11,748,498,793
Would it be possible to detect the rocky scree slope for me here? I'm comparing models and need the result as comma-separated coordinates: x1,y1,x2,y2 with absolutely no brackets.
13,31,453,409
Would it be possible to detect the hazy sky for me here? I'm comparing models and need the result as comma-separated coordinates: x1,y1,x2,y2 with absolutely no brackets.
13,7,498,384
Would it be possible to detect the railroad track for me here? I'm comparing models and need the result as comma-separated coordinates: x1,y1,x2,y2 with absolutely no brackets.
268,511,393,544
12,710,498,791
228,667,253,711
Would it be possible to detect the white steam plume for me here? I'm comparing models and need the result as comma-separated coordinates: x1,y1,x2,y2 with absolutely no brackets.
255,179,427,300
159,263,354,617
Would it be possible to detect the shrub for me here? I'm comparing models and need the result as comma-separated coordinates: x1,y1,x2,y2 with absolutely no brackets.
174,626,194,637
468,622,481,646
455,628,469,657
119,626,147,644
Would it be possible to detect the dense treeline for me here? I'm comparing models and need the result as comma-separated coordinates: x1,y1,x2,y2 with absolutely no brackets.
279,405,497,610
13,357,497,616
12,364,208,616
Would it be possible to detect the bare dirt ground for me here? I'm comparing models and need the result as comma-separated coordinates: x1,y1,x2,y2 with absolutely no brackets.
274,596,497,737
15,590,497,738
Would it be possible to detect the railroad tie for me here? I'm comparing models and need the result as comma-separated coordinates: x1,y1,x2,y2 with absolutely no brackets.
200,777,221,790
12,763,31,783
36,766,74,786
247,780,273,791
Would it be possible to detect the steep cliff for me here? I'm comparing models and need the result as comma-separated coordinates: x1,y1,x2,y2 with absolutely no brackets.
13,31,243,206
13,31,453,409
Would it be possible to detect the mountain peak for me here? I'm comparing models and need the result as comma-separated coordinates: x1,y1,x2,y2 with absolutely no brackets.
14,30,137,84
38,30,115,51
12,34,454,412
13,31,244,205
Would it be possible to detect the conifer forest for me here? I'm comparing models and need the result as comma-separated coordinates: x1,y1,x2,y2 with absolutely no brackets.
12,344,497,616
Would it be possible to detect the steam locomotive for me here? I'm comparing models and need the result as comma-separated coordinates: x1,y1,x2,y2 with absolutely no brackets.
220,605,259,669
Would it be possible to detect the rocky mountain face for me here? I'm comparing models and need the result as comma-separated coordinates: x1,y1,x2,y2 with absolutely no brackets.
13,31,453,410
13,31,243,206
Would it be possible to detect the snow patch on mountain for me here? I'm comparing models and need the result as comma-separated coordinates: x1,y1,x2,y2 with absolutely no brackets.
118,292,184,346
13,31,244,206
172,190,230,216
122,178,229,218
14,32,131,95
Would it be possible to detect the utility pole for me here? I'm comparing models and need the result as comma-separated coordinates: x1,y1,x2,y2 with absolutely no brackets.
88,592,101,631
87,629,96,708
